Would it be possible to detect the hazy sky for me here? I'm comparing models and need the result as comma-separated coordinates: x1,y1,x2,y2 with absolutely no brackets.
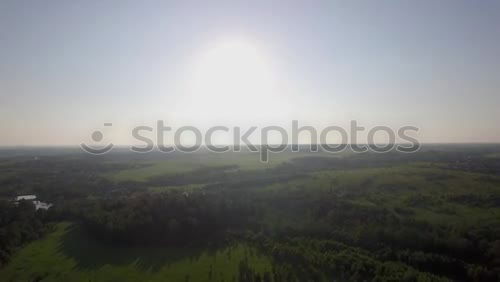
1,0,499,146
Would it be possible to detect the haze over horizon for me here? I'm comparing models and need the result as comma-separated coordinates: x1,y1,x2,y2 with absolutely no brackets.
1,0,499,146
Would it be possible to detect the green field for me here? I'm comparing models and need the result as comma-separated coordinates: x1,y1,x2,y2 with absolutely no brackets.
0,223,273,282
104,151,321,182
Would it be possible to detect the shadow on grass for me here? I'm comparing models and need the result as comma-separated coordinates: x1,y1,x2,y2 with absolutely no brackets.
58,224,223,271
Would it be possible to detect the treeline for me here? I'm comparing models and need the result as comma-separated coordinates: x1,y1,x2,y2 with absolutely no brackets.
70,191,256,246
0,200,48,266
240,234,500,282
288,192,500,281
260,237,449,282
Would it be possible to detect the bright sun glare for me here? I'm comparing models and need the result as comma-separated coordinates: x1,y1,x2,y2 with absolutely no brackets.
183,40,282,122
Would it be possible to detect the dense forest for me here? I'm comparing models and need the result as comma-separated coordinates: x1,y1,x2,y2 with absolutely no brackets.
1,146,500,281
0,200,48,266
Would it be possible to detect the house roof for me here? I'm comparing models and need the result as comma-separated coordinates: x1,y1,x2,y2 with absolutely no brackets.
15,195,37,201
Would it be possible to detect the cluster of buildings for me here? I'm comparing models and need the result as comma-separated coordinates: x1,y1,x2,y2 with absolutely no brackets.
14,195,53,210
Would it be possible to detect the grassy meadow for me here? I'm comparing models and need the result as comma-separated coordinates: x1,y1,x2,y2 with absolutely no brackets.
0,222,273,282
103,150,329,182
